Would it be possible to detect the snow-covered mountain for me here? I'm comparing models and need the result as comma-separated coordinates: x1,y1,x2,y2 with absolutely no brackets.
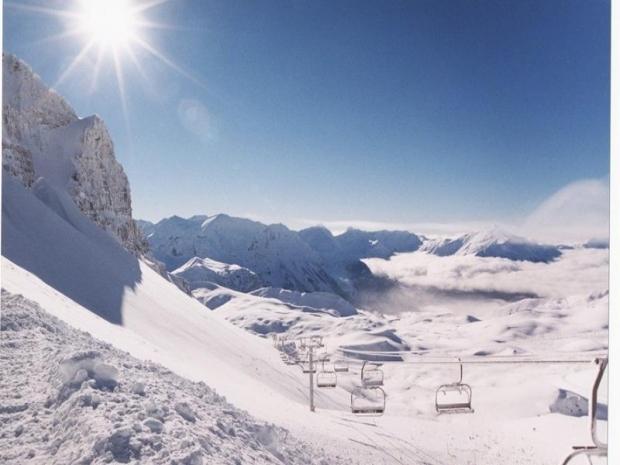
2,53,146,254
172,256,261,292
141,218,423,297
141,214,348,295
420,229,562,263
298,225,423,262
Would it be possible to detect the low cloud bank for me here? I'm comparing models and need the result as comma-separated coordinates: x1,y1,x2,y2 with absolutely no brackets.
520,178,609,244
362,248,608,315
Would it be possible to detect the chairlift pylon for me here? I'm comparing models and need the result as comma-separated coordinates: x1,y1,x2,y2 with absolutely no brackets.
361,360,384,387
560,357,608,464
351,387,386,416
435,359,473,414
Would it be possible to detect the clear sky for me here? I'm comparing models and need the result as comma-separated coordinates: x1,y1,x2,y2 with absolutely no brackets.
3,0,611,229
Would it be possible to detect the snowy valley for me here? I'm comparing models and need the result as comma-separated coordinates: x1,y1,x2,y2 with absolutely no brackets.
1,53,609,465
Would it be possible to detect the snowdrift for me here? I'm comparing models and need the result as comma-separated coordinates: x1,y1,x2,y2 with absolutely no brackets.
0,291,343,465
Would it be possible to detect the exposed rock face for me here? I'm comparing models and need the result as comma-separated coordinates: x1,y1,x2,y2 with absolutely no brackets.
2,53,147,254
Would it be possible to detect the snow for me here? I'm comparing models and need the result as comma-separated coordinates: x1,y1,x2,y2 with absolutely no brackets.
420,228,562,263
250,287,358,317
140,218,425,299
1,53,609,465
299,226,423,261
0,291,345,465
144,214,346,295
172,256,261,292
2,165,609,464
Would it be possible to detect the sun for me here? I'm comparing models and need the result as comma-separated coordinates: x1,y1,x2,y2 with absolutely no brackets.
6,0,202,128
76,0,138,50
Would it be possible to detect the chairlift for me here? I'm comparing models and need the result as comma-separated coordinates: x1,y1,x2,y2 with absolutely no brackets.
435,359,473,414
333,359,349,373
310,335,324,347
361,360,384,387
351,387,386,416
298,353,316,373
316,358,337,388
317,371,337,388
561,358,608,465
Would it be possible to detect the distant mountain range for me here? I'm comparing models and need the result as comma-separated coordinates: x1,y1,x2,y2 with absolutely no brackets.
419,229,563,263
138,216,567,299
138,215,423,297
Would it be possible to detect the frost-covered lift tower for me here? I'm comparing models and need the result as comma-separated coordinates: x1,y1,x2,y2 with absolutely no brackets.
560,358,608,464
435,359,473,414
298,336,325,411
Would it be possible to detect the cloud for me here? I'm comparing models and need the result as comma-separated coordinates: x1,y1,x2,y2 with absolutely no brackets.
361,248,608,315
520,178,609,243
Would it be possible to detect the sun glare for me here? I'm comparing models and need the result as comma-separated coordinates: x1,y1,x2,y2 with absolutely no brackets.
6,0,203,128
77,0,138,49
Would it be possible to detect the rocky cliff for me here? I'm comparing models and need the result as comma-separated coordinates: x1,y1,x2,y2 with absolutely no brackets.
2,53,147,254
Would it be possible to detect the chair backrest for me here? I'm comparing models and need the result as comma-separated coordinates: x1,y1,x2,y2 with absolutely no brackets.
590,358,608,448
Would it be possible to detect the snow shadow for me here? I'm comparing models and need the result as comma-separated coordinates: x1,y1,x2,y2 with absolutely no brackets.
1,174,141,325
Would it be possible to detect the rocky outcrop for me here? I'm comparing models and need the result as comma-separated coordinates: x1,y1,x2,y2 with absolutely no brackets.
2,53,147,254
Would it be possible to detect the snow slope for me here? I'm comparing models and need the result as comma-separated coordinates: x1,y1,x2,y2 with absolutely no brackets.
0,175,411,463
3,256,608,465
420,229,562,263
250,287,358,317
0,291,345,465
172,256,261,292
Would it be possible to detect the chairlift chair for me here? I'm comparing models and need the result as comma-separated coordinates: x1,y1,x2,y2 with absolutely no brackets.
435,359,473,414
561,358,608,465
316,358,337,388
298,353,316,373
333,359,349,373
317,371,337,388
361,360,384,387
351,387,386,416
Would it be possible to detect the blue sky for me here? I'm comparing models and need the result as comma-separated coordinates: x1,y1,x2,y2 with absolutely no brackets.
3,0,610,229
